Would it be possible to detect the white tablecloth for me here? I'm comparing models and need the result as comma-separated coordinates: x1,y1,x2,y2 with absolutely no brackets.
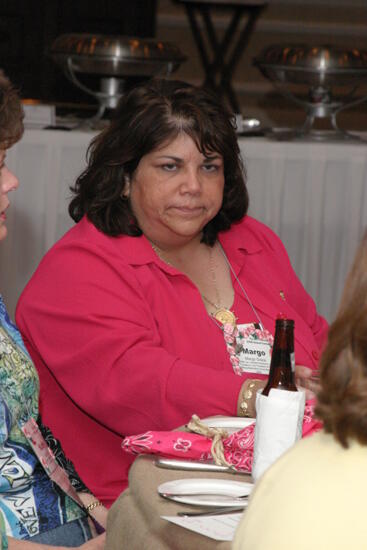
1,127,366,322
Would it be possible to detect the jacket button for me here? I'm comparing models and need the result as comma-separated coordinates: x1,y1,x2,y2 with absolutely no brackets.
312,350,319,361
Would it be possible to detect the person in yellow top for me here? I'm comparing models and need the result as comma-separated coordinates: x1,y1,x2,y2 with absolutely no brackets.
233,230,367,550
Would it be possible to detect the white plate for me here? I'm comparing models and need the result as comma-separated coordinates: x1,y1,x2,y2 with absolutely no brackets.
201,416,255,434
158,478,253,507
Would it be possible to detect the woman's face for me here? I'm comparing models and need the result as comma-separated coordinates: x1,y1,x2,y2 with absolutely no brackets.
127,133,225,248
0,149,19,242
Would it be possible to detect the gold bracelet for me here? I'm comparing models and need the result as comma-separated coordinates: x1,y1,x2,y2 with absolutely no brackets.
238,381,256,417
85,499,103,512
238,380,265,418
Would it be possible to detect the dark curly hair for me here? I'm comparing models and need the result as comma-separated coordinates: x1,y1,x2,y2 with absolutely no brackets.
0,71,24,149
69,79,248,245
316,231,367,447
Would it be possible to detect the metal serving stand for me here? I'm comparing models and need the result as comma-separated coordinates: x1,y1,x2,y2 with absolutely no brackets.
48,33,186,121
254,44,367,141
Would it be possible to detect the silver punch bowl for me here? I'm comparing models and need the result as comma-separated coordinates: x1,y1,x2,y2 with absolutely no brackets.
49,33,187,118
254,44,367,140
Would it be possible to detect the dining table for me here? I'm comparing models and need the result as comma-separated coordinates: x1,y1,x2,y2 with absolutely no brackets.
106,453,251,550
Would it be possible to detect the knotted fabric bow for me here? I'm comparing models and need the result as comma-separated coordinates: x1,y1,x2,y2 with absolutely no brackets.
187,414,231,467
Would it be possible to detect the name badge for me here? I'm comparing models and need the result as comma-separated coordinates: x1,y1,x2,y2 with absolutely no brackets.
236,323,273,375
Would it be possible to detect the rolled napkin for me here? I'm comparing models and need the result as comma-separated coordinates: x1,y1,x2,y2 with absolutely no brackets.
122,397,319,473
121,420,254,471
252,388,306,482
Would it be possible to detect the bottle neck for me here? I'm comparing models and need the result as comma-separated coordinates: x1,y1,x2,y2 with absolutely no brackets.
262,319,297,395
273,320,294,354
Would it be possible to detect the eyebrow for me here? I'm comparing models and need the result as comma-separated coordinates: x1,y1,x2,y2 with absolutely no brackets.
155,154,222,162
203,155,222,162
155,155,182,162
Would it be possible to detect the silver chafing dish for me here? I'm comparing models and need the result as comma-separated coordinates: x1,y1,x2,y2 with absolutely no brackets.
48,33,186,119
254,44,367,140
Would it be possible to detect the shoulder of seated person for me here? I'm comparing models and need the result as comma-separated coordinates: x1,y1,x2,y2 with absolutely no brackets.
224,216,283,254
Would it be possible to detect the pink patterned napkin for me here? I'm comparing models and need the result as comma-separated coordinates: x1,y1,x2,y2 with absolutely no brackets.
122,400,322,473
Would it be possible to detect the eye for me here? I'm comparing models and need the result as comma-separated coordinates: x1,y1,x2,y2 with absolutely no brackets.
161,163,177,172
202,163,221,172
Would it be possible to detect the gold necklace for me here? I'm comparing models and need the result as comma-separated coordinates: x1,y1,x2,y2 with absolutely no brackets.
150,241,237,328
206,245,237,328
150,242,173,266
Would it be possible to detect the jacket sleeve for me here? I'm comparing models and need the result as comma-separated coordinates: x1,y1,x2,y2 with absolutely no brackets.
16,242,244,437
280,239,328,354
258,219,329,356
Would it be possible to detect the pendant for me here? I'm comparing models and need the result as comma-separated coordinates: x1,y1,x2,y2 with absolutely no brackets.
213,308,237,327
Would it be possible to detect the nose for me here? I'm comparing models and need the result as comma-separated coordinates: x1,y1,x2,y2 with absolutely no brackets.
180,167,201,195
1,166,19,193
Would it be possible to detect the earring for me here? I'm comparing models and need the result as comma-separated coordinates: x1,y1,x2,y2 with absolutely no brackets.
122,174,131,200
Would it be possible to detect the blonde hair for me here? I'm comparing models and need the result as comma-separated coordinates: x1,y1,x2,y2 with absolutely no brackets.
316,231,367,447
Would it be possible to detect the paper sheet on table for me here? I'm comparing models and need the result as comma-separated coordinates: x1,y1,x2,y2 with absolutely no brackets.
161,513,243,541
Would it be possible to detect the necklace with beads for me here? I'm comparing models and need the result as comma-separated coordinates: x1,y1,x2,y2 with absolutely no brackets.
149,241,261,330
149,239,269,376
201,245,237,327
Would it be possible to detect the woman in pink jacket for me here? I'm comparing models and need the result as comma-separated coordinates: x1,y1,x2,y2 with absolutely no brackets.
16,79,327,507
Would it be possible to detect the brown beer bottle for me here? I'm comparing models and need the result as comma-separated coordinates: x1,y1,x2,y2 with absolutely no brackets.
262,317,298,396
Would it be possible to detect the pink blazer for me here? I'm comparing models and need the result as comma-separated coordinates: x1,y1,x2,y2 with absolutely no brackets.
16,215,327,506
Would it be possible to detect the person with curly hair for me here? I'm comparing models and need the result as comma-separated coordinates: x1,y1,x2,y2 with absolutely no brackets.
16,79,327,506
233,231,367,550
0,72,106,549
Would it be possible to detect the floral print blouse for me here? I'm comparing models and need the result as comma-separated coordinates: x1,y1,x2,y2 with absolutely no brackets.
0,295,87,545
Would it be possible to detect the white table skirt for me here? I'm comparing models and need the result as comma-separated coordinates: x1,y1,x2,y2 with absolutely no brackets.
1,128,366,322
244,138,367,323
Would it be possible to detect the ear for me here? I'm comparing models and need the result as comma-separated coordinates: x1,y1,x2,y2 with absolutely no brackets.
122,175,131,199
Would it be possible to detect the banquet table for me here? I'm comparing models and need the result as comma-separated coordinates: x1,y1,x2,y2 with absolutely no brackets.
1,126,367,322
106,454,250,550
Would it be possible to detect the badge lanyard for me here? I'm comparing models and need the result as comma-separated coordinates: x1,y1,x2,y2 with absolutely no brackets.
217,244,274,376
219,242,264,331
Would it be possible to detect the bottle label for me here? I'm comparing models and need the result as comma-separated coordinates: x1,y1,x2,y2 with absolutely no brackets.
235,323,273,375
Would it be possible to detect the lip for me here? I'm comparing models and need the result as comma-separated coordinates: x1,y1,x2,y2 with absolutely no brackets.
0,205,8,220
170,206,204,216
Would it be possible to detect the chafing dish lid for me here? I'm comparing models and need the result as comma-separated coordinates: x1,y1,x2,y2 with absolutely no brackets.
49,33,186,63
254,44,367,72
